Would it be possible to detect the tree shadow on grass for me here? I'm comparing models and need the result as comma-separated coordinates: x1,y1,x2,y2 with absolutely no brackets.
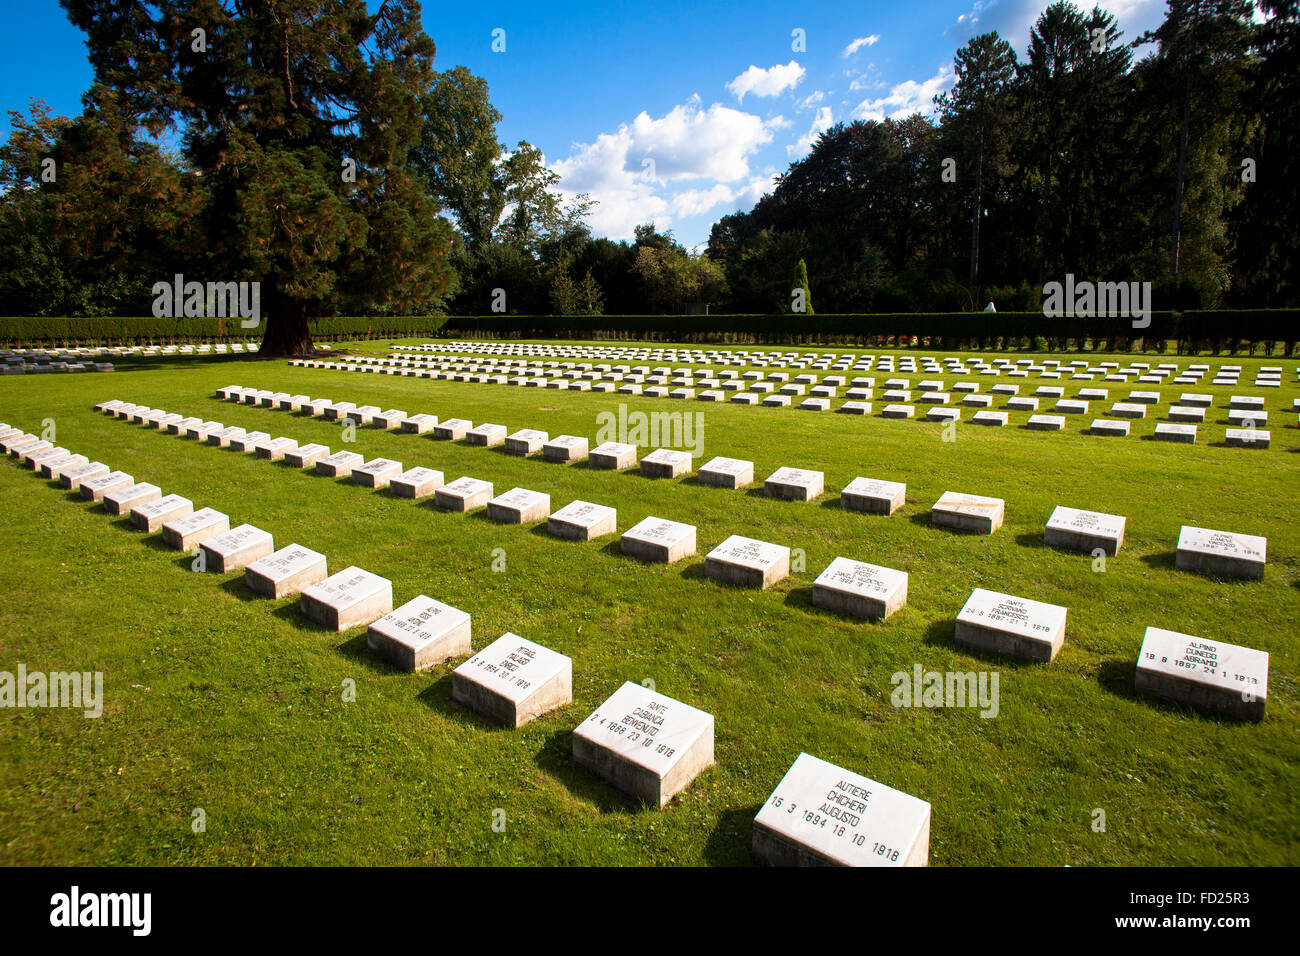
704,805,759,866
533,729,642,815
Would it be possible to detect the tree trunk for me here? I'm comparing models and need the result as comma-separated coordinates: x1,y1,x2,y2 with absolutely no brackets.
969,154,983,284
258,288,313,357
1170,71,1193,278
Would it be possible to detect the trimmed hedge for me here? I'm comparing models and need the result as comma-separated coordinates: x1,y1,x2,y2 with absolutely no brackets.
439,310,1298,354
0,314,450,346
0,310,1293,354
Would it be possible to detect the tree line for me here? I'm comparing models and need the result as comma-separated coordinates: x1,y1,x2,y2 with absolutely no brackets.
0,1,1294,355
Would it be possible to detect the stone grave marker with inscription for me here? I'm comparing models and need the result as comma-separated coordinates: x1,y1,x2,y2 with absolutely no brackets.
572,682,715,807
1135,627,1267,721
589,441,638,470
704,535,790,589
79,470,133,502
640,448,692,479
697,456,754,490
547,500,617,541
487,487,551,524
351,458,403,489
752,753,930,867
1044,506,1126,555
1175,526,1266,580
812,558,907,619
621,516,696,563
300,566,393,631
200,524,274,572
452,634,572,727
368,595,471,672
284,443,330,469
161,507,230,550
316,450,365,478
389,466,444,499
543,435,589,463
245,544,328,598
130,494,193,533
505,429,548,456
954,588,1067,661
435,476,494,512
764,467,825,502
104,482,160,515
931,491,1004,534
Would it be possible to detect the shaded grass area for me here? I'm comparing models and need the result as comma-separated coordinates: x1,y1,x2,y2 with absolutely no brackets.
0,342,1297,866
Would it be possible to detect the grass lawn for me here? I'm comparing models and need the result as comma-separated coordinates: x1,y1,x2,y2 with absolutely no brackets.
1,338,1297,866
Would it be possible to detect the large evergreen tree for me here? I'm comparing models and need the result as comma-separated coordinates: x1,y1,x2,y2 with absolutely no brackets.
936,32,1018,284
60,0,456,355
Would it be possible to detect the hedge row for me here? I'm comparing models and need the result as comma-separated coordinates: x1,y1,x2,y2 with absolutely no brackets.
439,310,1299,355
0,314,450,345
0,310,1294,354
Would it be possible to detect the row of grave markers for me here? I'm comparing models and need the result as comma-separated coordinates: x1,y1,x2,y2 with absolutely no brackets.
389,347,1294,393
2,410,1275,864
1,414,947,866
293,355,1291,447
403,341,1295,385
82,398,1273,728
209,386,1273,584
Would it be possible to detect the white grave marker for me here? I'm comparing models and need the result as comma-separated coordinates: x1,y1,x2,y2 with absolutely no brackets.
752,753,930,867
572,682,715,807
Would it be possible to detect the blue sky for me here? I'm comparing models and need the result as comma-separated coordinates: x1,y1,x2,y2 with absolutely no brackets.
3,0,1173,249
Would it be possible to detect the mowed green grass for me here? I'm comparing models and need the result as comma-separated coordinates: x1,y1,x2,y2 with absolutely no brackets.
0,340,1297,866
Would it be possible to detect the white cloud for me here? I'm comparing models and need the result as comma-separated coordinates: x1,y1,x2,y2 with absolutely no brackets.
669,184,736,219
738,170,780,206
842,35,881,57
550,96,774,240
847,65,885,92
788,106,835,159
945,0,1166,53
726,60,806,103
794,90,828,112
766,114,793,131
851,66,954,122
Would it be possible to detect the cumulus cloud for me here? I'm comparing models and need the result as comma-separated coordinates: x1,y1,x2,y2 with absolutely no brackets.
851,66,954,122
945,0,1166,52
550,96,774,240
726,60,806,103
843,35,880,57
788,106,835,159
